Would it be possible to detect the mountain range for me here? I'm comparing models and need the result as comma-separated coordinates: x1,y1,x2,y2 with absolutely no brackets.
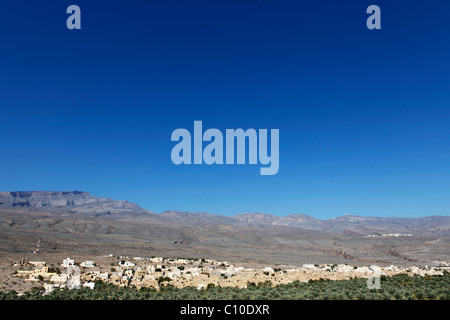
1,191,448,236
1,191,449,267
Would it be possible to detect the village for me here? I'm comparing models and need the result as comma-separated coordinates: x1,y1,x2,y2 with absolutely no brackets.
8,254,449,295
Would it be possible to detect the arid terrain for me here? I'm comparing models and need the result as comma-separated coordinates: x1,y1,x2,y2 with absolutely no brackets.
0,191,449,272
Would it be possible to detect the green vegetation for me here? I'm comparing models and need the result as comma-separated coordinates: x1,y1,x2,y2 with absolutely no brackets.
1,274,450,300
47,267,60,274
157,277,172,284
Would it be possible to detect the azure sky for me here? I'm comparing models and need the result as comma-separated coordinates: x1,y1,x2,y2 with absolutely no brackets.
0,1,449,218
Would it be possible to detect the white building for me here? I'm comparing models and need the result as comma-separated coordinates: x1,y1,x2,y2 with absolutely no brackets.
119,261,135,267
83,282,96,290
177,259,189,264
81,261,95,267
62,258,75,268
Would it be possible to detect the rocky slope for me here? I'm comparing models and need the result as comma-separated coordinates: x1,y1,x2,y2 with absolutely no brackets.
232,213,450,236
0,191,153,217
160,210,450,236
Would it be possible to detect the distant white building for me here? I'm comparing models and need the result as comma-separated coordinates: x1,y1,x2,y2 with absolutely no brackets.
262,267,274,273
62,258,75,268
83,282,96,290
81,261,95,268
119,261,135,267
177,259,189,264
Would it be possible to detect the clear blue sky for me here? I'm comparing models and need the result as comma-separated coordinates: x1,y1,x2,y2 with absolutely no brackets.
0,1,449,218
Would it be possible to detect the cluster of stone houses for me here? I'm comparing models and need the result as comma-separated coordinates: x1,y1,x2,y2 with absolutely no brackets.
11,255,448,294
13,258,100,294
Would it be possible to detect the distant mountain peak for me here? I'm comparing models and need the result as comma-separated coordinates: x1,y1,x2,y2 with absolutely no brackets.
0,191,153,217
0,191,90,197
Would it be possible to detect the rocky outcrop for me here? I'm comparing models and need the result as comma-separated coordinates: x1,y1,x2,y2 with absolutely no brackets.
0,191,153,217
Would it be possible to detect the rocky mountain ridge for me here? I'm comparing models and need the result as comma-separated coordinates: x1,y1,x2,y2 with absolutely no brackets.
1,191,449,235
0,191,153,217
